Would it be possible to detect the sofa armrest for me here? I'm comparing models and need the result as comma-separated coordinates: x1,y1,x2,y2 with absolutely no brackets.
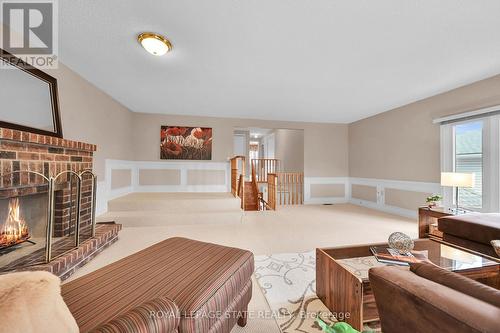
90,297,180,333
410,261,500,307
369,266,500,333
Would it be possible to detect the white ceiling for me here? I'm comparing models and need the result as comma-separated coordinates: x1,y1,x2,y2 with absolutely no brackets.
55,1,500,123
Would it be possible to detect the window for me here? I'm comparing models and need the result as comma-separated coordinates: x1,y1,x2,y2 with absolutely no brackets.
454,121,483,210
440,112,500,213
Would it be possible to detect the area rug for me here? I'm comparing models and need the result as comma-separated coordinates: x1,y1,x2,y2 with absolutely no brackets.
254,251,382,333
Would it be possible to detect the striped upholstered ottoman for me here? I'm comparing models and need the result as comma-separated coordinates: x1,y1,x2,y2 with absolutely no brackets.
62,237,254,333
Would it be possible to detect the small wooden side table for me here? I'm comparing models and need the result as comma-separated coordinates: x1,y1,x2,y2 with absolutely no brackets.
418,206,453,239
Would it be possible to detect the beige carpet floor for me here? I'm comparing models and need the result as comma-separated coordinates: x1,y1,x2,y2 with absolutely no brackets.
66,195,416,332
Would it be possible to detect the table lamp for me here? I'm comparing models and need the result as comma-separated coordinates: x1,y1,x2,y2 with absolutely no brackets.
441,172,475,213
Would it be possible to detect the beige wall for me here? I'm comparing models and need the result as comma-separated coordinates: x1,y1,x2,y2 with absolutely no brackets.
9,17,499,189
1,49,345,183
0,23,133,181
349,74,500,183
274,129,304,172
51,69,500,185
132,113,349,177
0,21,134,182
46,64,134,180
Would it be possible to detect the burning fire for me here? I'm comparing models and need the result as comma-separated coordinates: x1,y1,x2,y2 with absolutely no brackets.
0,198,30,249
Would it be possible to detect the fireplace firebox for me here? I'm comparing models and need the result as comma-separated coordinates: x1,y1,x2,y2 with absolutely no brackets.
0,198,33,250
0,168,98,270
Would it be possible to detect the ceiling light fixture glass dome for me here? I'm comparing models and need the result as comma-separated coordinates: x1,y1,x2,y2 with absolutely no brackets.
138,32,172,56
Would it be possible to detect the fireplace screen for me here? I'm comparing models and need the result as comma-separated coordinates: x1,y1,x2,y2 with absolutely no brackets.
0,169,97,273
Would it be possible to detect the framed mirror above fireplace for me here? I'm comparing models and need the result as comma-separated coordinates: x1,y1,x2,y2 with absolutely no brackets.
0,48,63,138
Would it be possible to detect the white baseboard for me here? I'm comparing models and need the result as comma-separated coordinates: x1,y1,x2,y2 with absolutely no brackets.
305,197,348,205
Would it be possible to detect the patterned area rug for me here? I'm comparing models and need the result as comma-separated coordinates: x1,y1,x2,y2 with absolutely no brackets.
254,251,382,333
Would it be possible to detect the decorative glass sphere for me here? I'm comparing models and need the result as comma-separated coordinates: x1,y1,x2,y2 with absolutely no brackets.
388,232,414,254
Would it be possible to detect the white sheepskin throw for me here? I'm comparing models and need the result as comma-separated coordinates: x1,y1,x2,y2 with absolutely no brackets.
0,271,79,333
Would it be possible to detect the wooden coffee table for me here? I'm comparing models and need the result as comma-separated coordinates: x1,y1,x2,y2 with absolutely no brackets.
316,238,500,331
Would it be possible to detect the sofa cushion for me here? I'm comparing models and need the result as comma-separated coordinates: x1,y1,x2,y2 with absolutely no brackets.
410,261,500,308
62,237,254,332
438,213,500,245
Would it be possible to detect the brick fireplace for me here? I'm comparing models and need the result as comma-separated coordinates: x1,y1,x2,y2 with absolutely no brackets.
0,127,121,279
1,128,95,236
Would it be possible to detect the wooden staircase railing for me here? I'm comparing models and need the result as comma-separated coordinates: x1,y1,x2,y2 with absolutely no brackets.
237,174,244,198
267,172,304,207
258,193,273,211
251,158,280,183
251,160,260,196
230,156,245,209
233,156,303,211
278,172,304,205
251,161,265,211
267,173,277,210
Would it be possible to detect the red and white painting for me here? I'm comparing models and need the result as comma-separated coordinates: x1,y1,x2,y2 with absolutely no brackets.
160,126,212,160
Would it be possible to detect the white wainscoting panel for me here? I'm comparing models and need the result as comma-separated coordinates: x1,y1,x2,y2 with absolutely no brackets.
304,177,349,204
97,159,442,219
98,159,231,214
135,161,230,193
349,177,441,219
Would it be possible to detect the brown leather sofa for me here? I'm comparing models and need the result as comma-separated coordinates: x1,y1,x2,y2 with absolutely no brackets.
61,237,254,333
369,261,500,333
438,213,500,258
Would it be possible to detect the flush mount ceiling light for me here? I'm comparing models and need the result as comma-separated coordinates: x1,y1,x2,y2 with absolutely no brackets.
137,32,172,56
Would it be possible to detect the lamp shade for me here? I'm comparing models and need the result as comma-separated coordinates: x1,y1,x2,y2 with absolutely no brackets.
441,172,475,188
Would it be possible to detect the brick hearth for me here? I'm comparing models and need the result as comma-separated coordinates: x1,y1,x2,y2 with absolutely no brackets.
0,223,122,280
